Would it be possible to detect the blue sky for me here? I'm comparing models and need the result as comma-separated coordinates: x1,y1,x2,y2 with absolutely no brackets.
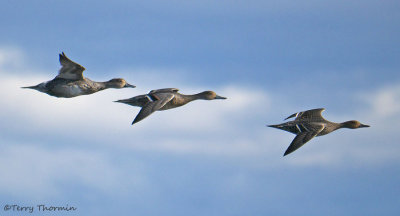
1,0,400,215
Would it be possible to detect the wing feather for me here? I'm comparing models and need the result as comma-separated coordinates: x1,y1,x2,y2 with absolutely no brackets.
149,88,179,94
132,93,175,125
56,52,85,80
283,124,325,156
285,108,326,121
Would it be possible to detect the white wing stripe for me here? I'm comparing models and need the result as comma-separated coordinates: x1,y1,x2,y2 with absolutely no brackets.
296,124,302,133
146,95,154,102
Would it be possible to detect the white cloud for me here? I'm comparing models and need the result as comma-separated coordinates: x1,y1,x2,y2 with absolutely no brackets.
281,82,400,167
0,142,127,200
363,84,400,118
0,46,25,72
1,46,400,176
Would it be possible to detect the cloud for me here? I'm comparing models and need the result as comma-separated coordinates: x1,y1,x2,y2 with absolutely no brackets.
0,46,25,72
363,84,400,118
0,142,126,200
1,46,400,175
282,84,400,167
0,49,272,157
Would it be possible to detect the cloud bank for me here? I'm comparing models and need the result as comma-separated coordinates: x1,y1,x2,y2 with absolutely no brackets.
1,47,399,200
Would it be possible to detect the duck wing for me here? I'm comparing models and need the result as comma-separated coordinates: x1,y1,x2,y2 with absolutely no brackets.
149,88,179,94
284,108,326,121
283,123,325,156
56,52,85,80
132,93,175,125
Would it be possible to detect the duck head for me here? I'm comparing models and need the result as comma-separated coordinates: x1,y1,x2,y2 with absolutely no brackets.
342,120,370,129
198,91,227,100
106,78,135,88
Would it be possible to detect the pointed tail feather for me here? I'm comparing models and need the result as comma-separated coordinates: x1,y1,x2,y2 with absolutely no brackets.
267,124,282,129
114,95,150,107
21,85,39,90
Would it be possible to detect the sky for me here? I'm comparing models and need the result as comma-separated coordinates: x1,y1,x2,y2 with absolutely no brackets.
1,0,400,215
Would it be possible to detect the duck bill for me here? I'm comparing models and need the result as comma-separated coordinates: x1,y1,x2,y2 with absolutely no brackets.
215,95,227,99
359,124,370,128
124,83,136,88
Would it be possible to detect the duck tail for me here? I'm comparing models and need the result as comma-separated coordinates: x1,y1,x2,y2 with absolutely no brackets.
114,95,149,107
114,98,141,107
267,124,280,128
21,85,39,90
114,98,131,104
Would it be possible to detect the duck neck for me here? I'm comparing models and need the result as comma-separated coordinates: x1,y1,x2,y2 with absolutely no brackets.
93,81,107,91
182,94,200,102
339,121,352,129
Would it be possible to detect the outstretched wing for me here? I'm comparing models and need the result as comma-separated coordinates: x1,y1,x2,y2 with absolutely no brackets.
149,88,179,94
56,52,85,80
132,93,175,125
284,108,326,121
283,123,325,156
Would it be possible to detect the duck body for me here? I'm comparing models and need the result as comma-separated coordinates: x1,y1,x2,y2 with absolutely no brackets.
22,52,135,98
28,77,108,98
115,88,227,125
268,108,370,156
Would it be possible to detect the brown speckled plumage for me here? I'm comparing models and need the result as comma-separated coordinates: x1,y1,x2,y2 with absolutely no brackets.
22,52,135,98
115,88,227,125
268,108,370,156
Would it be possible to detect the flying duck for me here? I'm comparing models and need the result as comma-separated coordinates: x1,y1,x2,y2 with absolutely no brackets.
268,108,370,156
22,52,135,98
115,88,227,125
